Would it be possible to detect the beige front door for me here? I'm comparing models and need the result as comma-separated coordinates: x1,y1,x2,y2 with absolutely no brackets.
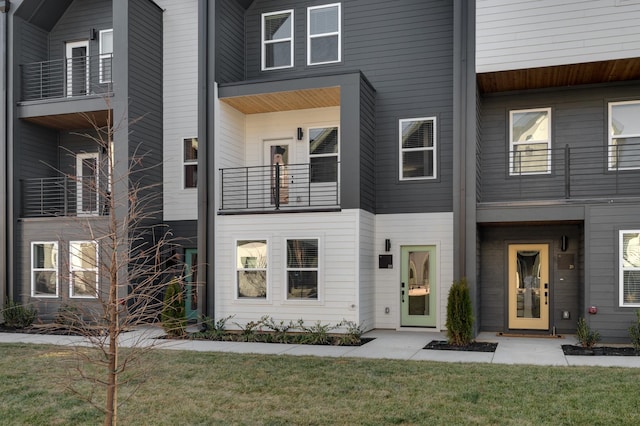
508,244,549,330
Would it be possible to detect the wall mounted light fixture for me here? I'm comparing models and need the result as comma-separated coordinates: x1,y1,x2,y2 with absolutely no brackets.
560,235,569,252
89,28,97,40
385,239,391,252
297,127,304,141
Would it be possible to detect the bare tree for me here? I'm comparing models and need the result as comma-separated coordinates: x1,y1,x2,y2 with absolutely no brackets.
51,101,187,426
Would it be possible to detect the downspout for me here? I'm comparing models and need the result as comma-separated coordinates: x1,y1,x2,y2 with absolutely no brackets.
0,0,10,305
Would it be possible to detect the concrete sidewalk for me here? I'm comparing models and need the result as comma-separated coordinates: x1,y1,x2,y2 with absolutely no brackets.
1,327,639,368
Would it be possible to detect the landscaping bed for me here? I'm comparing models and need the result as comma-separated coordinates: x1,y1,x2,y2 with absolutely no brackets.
424,340,498,352
561,344,639,356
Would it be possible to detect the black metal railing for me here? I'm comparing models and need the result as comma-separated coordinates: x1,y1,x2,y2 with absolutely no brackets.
479,144,640,203
21,176,109,218
20,53,113,101
219,162,340,212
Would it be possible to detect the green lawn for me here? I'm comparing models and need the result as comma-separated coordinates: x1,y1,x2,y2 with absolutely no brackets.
1,343,640,425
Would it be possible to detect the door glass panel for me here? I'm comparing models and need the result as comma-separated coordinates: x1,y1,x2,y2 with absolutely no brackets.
81,157,98,213
515,250,541,319
407,250,430,316
269,144,289,205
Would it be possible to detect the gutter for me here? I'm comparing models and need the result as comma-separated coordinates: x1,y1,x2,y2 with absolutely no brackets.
1,0,9,304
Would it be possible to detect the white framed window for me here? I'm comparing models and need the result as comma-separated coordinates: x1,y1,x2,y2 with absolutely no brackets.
286,238,319,300
399,117,437,180
99,29,113,83
620,230,640,307
236,240,267,299
262,10,294,70
309,126,339,182
70,241,98,298
609,101,640,171
307,3,341,65
31,242,58,298
509,108,551,175
183,137,198,189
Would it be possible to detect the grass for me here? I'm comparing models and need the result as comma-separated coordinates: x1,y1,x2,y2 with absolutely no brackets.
2,343,640,425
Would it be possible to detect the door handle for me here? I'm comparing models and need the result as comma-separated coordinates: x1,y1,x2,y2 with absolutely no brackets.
545,291,548,305
401,290,405,303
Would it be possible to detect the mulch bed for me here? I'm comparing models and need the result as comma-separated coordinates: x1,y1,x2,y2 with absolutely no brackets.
159,332,375,347
562,344,639,356
0,324,108,337
424,340,498,352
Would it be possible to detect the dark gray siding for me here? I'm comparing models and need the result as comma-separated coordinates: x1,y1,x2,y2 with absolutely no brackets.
240,0,454,214
58,130,102,176
127,0,163,221
19,20,48,63
16,122,58,181
478,224,582,334
166,220,198,249
479,81,640,203
216,0,245,83
359,76,375,212
586,204,640,342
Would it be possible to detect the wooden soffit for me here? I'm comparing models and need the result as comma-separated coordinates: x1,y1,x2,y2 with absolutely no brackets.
22,110,112,131
478,57,640,93
220,87,341,114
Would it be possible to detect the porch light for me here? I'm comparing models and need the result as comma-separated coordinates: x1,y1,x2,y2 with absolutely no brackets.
297,127,304,141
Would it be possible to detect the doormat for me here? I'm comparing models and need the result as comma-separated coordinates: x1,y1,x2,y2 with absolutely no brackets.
497,332,563,339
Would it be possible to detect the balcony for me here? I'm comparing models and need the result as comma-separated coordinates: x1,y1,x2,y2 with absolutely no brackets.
219,163,340,213
21,176,109,218
20,53,113,102
479,144,640,204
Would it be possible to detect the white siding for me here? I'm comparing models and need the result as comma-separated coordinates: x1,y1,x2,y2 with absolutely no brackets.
215,210,365,328
359,210,376,330
374,212,454,331
158,0,199,220
477,0,640,72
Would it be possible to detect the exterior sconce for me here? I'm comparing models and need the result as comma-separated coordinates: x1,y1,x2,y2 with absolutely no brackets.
89,28,97,40
560,235,569,251
588,306,598,315
385,239,391,252
297,127,304,141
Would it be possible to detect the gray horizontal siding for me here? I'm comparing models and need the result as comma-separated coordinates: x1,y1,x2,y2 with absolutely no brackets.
216,0,246,83
480,81,640,203
236,0,454,214
359,77,375,212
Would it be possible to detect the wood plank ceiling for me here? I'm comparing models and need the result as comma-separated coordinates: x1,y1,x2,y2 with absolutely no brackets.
220,87,341,114
23,110,112,131
478,58,640,93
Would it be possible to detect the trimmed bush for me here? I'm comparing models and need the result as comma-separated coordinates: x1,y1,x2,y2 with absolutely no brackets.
2,301,37,328
161,278,186,337
445,278,474,346
628,309,640,352
576,317,600,349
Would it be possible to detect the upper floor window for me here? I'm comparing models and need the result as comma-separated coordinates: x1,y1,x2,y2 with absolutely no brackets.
399,117,437,180
609,101,640,171
509,108,551,175
307,3,341,65
184,137,198,188
309,127,339,182
236,240,267,299
262,10,294,70
99,29,113,83
620,230,640,307
31,242,58,298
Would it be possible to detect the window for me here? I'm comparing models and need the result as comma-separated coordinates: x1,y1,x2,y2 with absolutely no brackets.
609,101,640,170
184,137,198,188
620,230,640,306
236,240,267,299
509,108,551,175
286,239,318,300
399,117,437,180
309,127,339,182
307,3,341,65
262,10,294,70
99,29,113,83
31,242,58,297
70,241,98,298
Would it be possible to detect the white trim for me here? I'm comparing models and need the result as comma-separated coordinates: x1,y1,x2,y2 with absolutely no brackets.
31,241,59,298
261,9,294,71
608,100,640,171
399,117,438,181
235,238,270,301
620,230,640,307
76,152,100,216
308,125,340,183
183,136,198,189
65,40,90,97
283,236,323,303
307,3,342,66
99,29,113,83
69,240,99,299
509,107,552,176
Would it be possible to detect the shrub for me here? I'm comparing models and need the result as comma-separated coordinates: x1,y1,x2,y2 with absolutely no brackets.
445,278,474,346
264,317,296,343
55,303,82,327
336,319,366,346
234,315,269,342
296,319,336,345
628,309,640,352
2,301,37,328
576,317,600,349
161,278,186,337
195,314,234,340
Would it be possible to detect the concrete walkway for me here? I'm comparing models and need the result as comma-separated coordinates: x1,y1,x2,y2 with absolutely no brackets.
1,327,639,368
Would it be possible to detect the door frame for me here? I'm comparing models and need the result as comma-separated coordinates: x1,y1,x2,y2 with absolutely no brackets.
507,243,550,330
263,139,293,206
76,152,99,216
184,248,198,321
65,40,90,97
400,245,437,328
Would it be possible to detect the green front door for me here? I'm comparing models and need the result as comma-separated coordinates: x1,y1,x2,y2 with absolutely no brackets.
401,246,437,327
184,249,198,321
